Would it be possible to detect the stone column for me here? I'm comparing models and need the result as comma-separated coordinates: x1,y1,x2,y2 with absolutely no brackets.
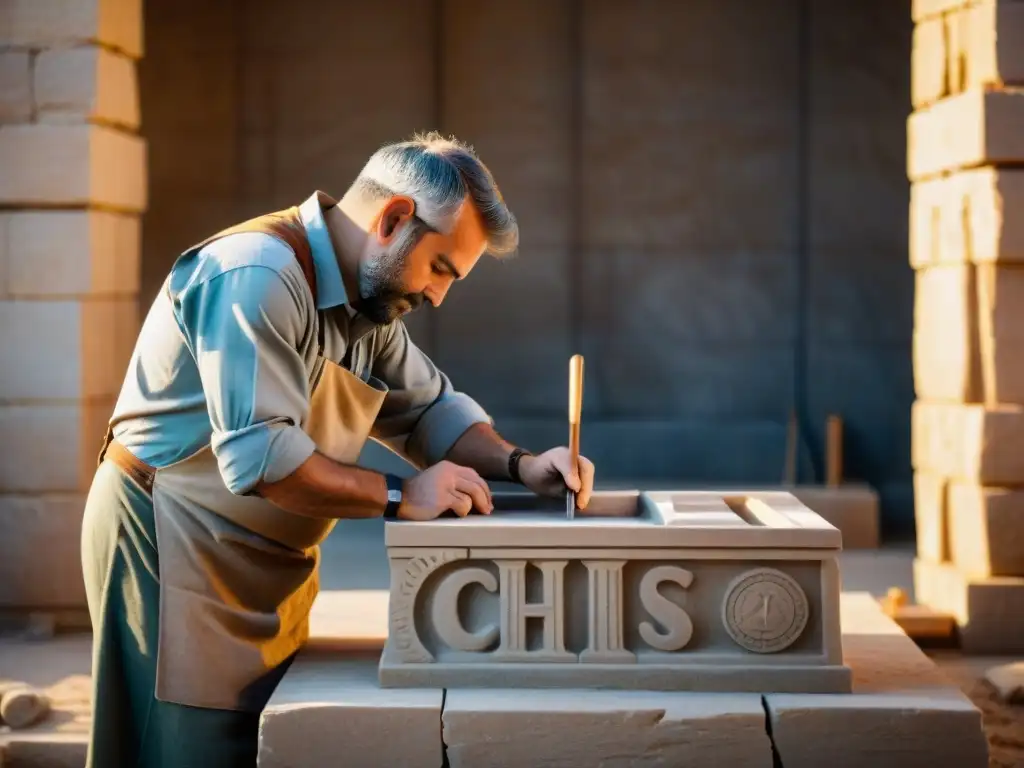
0,0,145,621
909,0,1024,651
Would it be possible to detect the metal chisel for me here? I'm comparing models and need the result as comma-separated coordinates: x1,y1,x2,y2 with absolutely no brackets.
567,354,584,520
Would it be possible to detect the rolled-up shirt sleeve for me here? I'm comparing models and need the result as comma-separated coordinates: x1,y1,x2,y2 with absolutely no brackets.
176,265,316,494
370,320,491,467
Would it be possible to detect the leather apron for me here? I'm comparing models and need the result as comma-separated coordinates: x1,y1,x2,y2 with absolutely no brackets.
99,205,388,712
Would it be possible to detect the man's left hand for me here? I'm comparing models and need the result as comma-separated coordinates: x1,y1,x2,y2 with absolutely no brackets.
518,447,595,509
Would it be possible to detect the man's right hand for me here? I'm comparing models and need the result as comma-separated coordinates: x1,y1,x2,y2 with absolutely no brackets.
399,461,493,521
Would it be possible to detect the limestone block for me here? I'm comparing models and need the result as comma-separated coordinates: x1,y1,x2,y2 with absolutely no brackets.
35,46,139,129
914,557,1024,652
913,471,949,563
911,400,1024,484
6,211,140,298
0,494,88,607
908,88,1024,180
0,0,143,58
0,124,146,211
983,661,1024,703
0,400,114,492
258,654,443,768
765,592,989,768
442,690,773,768
949,1,1024,95
910,169,1024,267
913,263,1024,404
0,52,31,122
912,0,972,22
0,299,138,400
948,482,1024,576
911,16,947,108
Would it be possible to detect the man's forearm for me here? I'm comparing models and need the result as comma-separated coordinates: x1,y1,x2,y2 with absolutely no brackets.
444,422,519,481
255,451,388,519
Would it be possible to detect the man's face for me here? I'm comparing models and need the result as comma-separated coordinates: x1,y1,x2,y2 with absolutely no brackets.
352,195,488,325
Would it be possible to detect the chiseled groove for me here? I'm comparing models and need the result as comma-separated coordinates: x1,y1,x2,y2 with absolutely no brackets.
761,695,785,768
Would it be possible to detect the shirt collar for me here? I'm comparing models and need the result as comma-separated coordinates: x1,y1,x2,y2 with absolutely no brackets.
298,190,349,310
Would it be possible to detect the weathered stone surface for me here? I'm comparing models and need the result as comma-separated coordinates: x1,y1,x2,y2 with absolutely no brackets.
910,169,1024,267
914,557,1024,652
913,471,950,563
258,653,443,768
908,88,1024,180
0,52,31,123
0,299,137,400
0,124,146,211
0,495,87,607
0,0,143,58
0,401,114,492
5,211,140,298
912,400,1024,484
983,661,1024,703
35,46,139,129
765,593,989,768
443,689,773,768
948,482,1024,576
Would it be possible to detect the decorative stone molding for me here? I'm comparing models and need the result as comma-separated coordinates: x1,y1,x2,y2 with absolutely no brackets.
379,491,849,693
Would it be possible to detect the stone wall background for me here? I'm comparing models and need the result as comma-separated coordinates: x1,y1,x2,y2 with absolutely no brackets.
137,0,914,534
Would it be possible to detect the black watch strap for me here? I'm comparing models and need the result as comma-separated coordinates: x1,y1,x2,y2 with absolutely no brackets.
508,448,531,485
383,474,404,519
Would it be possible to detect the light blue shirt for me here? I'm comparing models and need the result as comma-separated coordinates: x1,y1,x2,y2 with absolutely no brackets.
110,191,492,495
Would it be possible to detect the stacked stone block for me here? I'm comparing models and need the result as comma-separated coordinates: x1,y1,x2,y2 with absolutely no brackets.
0,0,145,614
909,0,1024,652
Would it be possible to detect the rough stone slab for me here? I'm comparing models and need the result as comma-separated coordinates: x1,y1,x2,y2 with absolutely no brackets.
258,653,443,768
0,52,32,123
0,0,143,58
0,124,147,211
948,482,1024,576
442,689,772,768
785,484,880,549
908,88,1024,181
0,494,87,607
765,592,989,768
0,401,114,492
5,211,140,298
914,557,1024,652
910,169,1024,267
35,46,139,129
0,299,138,400
911,400,1024,484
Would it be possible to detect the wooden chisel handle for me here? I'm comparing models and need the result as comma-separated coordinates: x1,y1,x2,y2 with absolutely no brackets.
568,354,584,475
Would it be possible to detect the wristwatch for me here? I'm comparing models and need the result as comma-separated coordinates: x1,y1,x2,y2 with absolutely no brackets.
508,448,532,485
383,474,404,519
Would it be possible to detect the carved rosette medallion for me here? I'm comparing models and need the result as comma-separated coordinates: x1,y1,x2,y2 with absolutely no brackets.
722,567,809,654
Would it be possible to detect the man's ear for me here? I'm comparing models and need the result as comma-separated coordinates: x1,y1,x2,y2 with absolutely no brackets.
377,196,416,243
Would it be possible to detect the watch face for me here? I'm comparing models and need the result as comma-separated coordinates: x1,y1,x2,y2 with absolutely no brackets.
387,489,402,503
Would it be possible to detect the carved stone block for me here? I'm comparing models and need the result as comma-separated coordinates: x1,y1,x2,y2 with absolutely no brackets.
379,491,849,693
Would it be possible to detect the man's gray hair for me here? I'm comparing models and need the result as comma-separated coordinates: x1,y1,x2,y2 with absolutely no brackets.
353,131,519,257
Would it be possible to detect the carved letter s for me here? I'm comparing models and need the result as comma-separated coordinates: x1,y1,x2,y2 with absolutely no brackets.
638,565,695,652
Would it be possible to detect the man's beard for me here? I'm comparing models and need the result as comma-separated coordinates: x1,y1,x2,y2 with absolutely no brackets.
351,230,426,325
